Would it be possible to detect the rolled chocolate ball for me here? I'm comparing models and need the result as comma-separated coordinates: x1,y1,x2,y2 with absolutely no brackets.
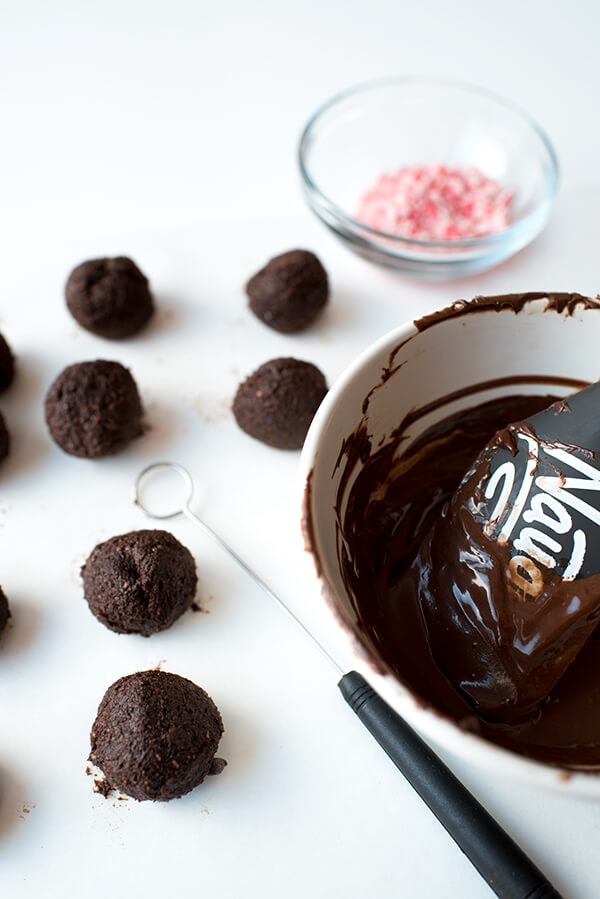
82,529,197,636
65,256,154,339
246,249,329,333
233,357,327,449
44,359,143,458
89,669,226,801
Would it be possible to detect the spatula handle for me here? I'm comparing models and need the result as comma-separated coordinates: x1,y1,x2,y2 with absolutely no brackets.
338,671,563,899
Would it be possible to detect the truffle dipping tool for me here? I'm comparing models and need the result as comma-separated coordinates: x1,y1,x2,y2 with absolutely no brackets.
133,461,563,899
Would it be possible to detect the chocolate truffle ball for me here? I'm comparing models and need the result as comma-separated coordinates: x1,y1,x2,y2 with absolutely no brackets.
0,332,15,392
90,669,226,801
0,585,10,635
44,359,143,458
82,529,197,636
246,249,329,333
0,410,9,464
232,357,327,449
65,256,154,339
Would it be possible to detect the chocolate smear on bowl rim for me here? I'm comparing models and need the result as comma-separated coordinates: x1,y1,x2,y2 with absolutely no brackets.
304,292,600,768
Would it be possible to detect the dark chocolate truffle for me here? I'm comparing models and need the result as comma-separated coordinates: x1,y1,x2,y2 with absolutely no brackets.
0,585,10,635
0,332,15,392
246,249,329,333
232,357,327,449
90,669,226,801
65,256,154,339
44,359,143,458
0,410,9,464
82,529,197,635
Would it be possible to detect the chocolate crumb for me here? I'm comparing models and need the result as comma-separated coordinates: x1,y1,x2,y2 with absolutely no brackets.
208,757,227,776
93,777,113,799
0,333,15,392
0,585,11,635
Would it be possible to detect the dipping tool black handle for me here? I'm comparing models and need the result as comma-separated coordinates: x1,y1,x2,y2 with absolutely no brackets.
339,671,563,899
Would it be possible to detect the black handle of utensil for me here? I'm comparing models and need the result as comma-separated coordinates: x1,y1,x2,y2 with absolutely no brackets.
339,671,563,899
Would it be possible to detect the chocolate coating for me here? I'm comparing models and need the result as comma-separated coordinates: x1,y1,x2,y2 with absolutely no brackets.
65,256,154,339
0,332,15,392
233,357,327,449
0,585,10,635
246,249,329,333
44,359,143,458
82,529,197,635
90,669,225,801
337,392,600,767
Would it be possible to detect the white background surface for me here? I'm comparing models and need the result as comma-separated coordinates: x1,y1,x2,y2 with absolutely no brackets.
1,2,600,898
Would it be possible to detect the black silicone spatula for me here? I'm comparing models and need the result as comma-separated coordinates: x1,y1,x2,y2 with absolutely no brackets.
417,380,600,723
475,379,600,586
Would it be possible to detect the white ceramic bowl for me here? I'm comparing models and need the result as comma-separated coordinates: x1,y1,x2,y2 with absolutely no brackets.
299,292,600,797
298,78,559,279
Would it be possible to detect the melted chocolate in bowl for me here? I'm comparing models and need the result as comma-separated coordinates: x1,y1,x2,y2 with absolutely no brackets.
340,391,600,767
302,293,600,776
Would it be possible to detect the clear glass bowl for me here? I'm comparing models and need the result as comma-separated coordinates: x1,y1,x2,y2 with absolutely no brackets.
298,77,559,279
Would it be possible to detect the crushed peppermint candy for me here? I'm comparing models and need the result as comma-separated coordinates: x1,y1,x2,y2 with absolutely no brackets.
356,164,513,241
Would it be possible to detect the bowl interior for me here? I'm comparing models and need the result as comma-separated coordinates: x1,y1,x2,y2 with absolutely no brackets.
301,79,557,229
301,296,600,794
